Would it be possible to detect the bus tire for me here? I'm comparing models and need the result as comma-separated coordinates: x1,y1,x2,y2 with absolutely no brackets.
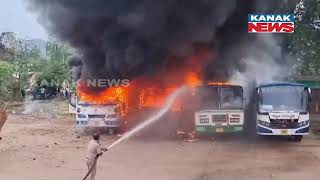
293,135,303,142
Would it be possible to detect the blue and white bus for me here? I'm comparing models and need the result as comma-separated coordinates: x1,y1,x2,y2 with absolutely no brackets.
256,82,311,141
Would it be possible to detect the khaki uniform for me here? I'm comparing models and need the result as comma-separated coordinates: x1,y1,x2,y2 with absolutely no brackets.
85,140,102,180
0,110,7,134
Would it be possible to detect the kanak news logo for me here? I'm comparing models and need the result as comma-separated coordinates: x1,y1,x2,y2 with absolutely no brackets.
248,14,294,33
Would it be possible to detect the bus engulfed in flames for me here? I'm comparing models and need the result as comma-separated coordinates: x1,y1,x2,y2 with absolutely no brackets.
76,71,204,117
76,47,212,117
77,81,129,117
138,72,202,112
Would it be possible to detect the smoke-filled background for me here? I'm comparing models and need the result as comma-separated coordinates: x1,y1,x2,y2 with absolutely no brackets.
26,0,296,89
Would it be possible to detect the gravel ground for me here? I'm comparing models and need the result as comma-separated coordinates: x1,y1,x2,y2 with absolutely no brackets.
1,112,320,180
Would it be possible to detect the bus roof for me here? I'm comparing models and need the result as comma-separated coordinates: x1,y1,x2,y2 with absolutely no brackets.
257,81,307,88
201,84,243,88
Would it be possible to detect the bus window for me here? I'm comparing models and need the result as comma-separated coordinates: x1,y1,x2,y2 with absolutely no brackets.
220,87,243,110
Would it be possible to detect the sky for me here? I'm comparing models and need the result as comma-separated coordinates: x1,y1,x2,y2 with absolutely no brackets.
0,0,48,40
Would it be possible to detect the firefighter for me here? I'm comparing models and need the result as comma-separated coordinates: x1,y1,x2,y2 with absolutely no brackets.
85,133,107,180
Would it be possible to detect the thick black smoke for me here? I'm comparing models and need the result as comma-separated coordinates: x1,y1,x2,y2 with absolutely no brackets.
27,0,292,81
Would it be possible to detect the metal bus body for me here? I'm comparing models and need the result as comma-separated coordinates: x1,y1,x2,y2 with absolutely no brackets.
256,82,311,141
70,94,122,132
194,85,244,134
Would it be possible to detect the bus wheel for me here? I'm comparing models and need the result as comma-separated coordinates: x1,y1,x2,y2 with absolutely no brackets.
293,135,303,142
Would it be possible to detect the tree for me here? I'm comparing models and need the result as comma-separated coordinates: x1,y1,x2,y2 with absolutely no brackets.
0,63,15,101
0,32,45,101
10,37,45,100
289,0,320,76
36,41,71,89
0,32,71,102
0,32,16,60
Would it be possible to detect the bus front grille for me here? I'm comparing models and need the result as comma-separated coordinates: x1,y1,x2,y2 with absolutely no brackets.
270,119,299,129
88,115,106,118
212,115,228,122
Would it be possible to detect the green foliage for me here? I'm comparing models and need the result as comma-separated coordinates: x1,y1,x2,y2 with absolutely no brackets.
37,62,69,86
0,34,44,100
0,32,71,101
289,0,320,76
0,63,15,100
36,41,70,87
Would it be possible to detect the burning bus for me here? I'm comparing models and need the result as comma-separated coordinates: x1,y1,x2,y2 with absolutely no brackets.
69,94,122,134
193,84,244,134
255,82,311,141
78,97,120,126
69,81,128,134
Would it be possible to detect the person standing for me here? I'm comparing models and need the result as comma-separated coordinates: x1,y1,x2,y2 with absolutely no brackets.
85,133,107,180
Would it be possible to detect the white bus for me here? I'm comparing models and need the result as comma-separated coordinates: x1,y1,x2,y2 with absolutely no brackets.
256,82,311,141
194,85,244,134
69,94,122,134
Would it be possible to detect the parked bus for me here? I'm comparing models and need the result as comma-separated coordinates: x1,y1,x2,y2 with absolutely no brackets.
69,94,122,134
256,82,311,141
194,84,244,134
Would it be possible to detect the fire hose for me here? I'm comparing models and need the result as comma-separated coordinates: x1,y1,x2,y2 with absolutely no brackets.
82,156,99,180
82,149,108,180
82,87,186,180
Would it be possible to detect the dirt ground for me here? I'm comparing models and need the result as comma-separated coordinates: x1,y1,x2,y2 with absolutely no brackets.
1,113,320,180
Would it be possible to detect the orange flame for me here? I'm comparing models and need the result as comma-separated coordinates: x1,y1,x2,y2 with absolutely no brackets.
207,81,231,86
137,47,209,110
139,87,182,111
76,47,212,116
185,72,202,87
77,81,129,117
137,72,202,111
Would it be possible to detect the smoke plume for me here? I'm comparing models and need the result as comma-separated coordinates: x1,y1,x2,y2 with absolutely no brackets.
27,0,293,83
230,33,291,103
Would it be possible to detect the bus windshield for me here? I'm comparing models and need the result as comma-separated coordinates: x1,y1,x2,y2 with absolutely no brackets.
196,86,219,110
259,86,308,112
220,87,243,110
195,86,243,110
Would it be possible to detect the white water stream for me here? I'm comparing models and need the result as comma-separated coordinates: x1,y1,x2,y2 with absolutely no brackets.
107,86,187,150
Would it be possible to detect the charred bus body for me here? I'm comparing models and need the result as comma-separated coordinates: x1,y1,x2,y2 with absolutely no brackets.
192,85,244,134
255,82,311,141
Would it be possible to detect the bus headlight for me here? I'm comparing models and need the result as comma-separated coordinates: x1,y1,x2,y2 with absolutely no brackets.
77,114,87,119
81,121,88,125
199,118,210,124
230,118,240,123
298,121,309,127
258,120,270,127
77,121,88,125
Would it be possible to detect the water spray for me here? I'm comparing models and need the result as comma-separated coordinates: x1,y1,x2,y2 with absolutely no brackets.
107,86,187,150
82,87,186,180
